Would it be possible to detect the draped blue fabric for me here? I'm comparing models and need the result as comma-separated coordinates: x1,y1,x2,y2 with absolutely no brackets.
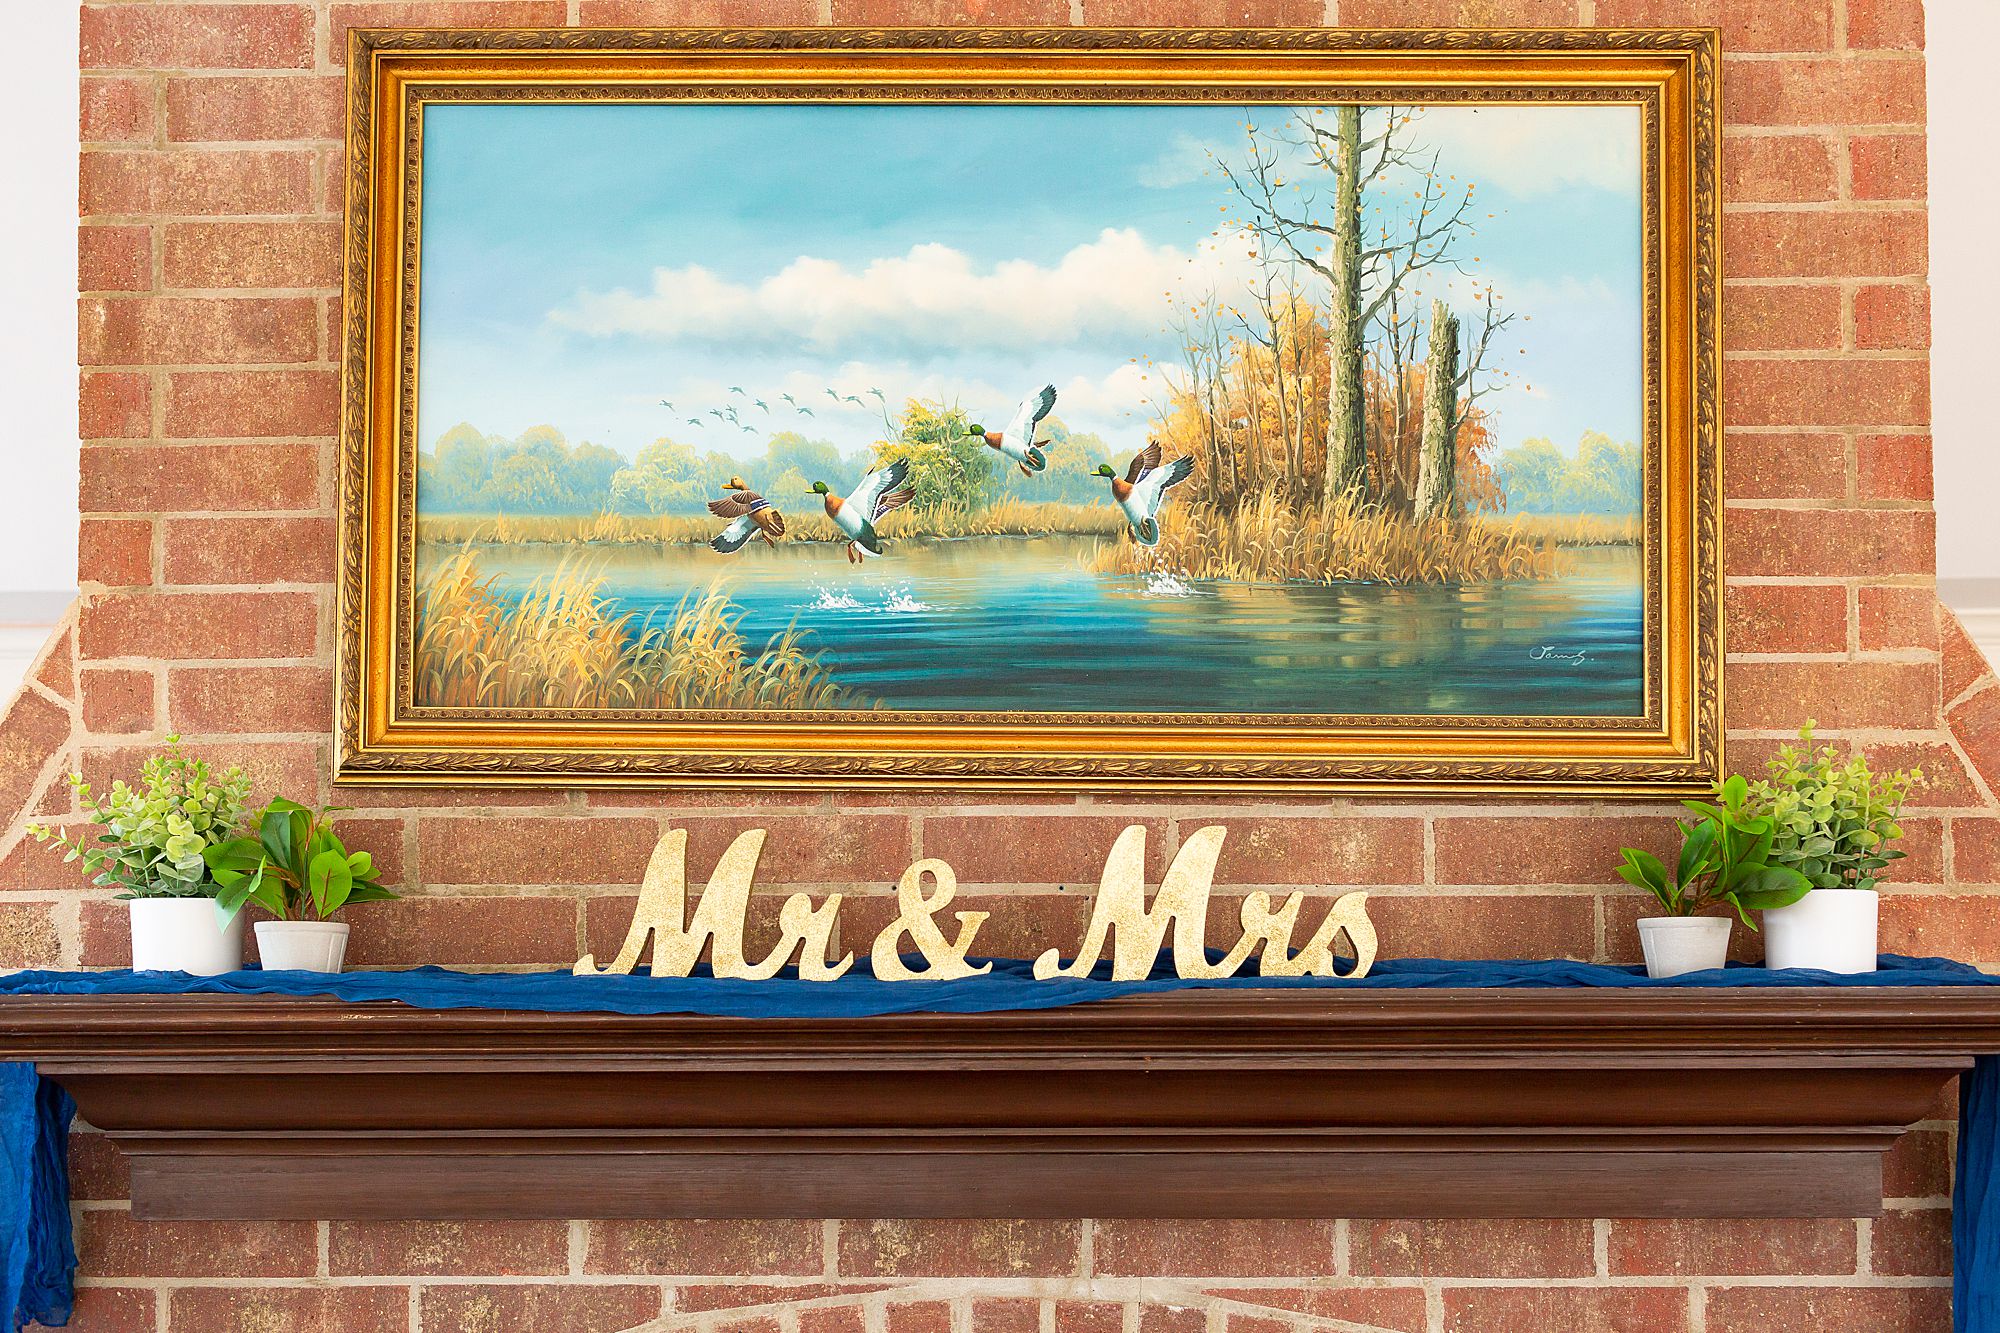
0,955,1995,1329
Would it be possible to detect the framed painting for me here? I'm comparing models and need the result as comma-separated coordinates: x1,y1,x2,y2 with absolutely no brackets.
335,26,1720,794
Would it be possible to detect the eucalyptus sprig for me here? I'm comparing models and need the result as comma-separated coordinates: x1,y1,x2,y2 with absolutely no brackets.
1745,721,1921,891
203,798,398,922
27,737,252,899
1617,774,1811,928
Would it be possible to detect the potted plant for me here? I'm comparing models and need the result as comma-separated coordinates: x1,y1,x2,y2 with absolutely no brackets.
203,798,398,973
28,738,254,974
1617,775,1811,978
1746,723,1921,974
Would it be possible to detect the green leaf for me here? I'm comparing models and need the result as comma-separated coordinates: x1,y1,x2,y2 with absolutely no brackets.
1676,822,1716,891
1731,865,1812,913
308,849,352,918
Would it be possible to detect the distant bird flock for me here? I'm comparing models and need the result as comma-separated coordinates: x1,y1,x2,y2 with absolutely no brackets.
690,383,1192,565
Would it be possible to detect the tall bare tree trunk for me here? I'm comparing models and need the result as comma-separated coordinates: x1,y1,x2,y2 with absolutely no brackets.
1413,299,1461,523
1322,104,1368,510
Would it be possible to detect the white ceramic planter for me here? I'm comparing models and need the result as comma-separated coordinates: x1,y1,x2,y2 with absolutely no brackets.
254,920,351,973
128,897,244,975
1636,916,1732,979
1763,888,1879,974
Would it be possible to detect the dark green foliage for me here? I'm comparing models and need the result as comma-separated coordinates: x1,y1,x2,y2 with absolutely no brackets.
1616,774,1811,928
204,799,399,923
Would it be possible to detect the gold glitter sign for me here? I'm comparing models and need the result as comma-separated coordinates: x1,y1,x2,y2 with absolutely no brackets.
575,824,1376,982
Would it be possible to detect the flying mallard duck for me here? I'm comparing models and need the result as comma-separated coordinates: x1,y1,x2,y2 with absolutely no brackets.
867,387,886,402
781,393,799,409
658,398,674,410
753,398,769,411
729,386,747,396
824,388,842,401
707,409,726,421
968,384,1057,477
1096,442,1194,547
684,417,703,428
810,460,915,564
708,477,786,553
796,405,815,417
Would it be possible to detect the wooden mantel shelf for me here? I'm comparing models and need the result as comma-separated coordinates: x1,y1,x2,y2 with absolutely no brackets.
5,987,2000,1220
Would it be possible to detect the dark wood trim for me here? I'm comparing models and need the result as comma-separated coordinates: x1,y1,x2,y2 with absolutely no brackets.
4,987,1994,1219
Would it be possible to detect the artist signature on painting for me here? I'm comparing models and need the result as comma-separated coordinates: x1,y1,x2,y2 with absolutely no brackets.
1530,645,1589,665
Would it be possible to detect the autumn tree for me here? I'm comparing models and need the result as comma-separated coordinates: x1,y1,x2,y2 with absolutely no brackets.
1412,300,1461,522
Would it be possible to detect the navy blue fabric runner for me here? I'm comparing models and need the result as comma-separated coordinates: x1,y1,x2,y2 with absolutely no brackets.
1,955,1995,1329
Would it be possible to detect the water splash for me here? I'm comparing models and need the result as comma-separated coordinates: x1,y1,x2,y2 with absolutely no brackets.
805,587,865,611
802,585,934,614
1142,568,1195,598
881,586,933,613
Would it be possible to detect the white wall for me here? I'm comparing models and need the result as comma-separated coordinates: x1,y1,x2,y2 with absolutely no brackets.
1928,0,2000,624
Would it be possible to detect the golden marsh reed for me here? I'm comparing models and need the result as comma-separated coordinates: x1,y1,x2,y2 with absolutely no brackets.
418,499,1124,549
413,548,860,711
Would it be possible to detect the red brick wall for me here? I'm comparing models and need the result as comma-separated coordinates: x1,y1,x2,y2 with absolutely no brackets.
0,0,1992,1327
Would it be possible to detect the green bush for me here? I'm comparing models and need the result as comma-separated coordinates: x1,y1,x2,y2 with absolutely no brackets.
1745,721,1921,891
203,798,398,922
1617,774,1810,926
27,737,252,899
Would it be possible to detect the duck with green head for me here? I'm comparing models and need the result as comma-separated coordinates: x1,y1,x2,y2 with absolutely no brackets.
811,459,915,564
1096,442,1194,547
706,476,786,553
966,384,1057,477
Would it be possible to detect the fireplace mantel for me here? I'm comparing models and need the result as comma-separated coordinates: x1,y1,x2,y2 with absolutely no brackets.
5,987,1995,1220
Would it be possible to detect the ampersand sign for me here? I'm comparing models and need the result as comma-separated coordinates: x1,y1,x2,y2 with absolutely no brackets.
869,858,992,981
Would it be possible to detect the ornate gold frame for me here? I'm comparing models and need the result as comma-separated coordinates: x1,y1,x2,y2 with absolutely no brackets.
336,26,1721,795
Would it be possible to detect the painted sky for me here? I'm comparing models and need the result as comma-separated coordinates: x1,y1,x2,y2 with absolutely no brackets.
415,100,1643,467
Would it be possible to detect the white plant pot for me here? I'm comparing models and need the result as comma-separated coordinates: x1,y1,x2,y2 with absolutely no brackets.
1763,888,1879,974
254,920,351,973
128,897,244,975
1637,916,1732,979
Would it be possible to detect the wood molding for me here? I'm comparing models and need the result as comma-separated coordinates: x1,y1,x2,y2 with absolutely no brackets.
5,987,1995,1219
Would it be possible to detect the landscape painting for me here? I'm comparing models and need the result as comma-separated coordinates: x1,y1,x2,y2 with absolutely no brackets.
410,98,1647,720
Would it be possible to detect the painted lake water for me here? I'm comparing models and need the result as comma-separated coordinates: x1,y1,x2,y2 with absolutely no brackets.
426,536,1645,716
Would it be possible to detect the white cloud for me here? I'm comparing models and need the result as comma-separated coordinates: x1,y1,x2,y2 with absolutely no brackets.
1136,133,1224,189
1412,104,1641,198
548,228,1264,355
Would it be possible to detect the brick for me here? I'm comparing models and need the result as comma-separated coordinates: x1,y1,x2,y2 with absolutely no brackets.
1850,133,1926,200
1595,0,1831,50
1725,358,1928,428
68,1130,132,1201
972,1299,1041,1333
166,1286,408,1333
1704,1286,1948,1333
34,627,75,703
79,227,151,293
586,1219,823,1276
1333,0,1577,21
80,901,132,968
1435,816,1676,886
81,77,152,143
673,1283,887,1314
1720,134,1838,203
1444,1287,1688,1333
1959,819,2000,885
1953,684,2000,796
1721,432,1845,500
327,816,407,886
841,890,1085,963
1083,0,1322,21
163,220,341,290
1092,1220,1334,1277
1351,1218,1593,1277
1728,659,1938,730
1203,817,1424,885
164,369,338,438
0,902,63,969
838,1220,1081,1277
1858,585,1939,651
1882,893,2000,965
168,665,333,735
419,815,659,886
342,895,579,967
0,689,72,828
81,443,320,514
1725,583,1846,653
81,667,155,736
81,296,319,367
1883,1125,1952,1198
802,1305,871,1333
1202,1289,1426,1333
64,1285,156,1332
835,0,1070,19
1944,612,1994,702
80,150,316,218
166,75,345,142
79,372,151,440
162,516,335,585
420,1284,665,1333
1608,1217,1856,1275
924,815,1168,884
1853,285,1929,350
329,1219,570,1276
1724,508,1934,579
82,5,313,69
673,813,913,884
1724,57,1925,128
1848,0,1924,50
1855,433,1934,499
328,2,571,51
82,740,321,811
1871,1205,1950,1276
1373,893,1597,960
80,519,153,588
1721,284,1841,350
1725,210,1926,280
578,0,818,17
79,591,319,661
78,1214,317,1279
